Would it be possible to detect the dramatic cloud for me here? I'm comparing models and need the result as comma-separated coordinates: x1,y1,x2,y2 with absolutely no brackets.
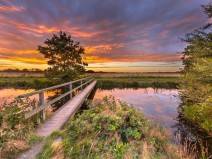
0,0,210,71
0,5,24,12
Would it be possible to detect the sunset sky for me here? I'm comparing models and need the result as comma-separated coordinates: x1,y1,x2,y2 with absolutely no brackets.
0,0,210,72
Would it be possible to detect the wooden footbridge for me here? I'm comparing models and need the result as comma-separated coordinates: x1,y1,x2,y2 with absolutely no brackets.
17,77,96,159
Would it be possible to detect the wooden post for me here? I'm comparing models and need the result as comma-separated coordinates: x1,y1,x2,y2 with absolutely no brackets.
69,83,72,98
81,79,83,90
39,91,45,121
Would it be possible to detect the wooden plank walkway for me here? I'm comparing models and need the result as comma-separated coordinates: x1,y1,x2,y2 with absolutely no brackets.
17,80,96,159
36,80,96,137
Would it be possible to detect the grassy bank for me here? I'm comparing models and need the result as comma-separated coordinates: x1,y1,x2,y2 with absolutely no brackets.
38,97,199,159
96,76,180,89
0,77,53,89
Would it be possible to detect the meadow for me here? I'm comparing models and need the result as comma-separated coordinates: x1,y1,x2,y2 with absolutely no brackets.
0,77,51,89
0,72,181,89
96,76,179,89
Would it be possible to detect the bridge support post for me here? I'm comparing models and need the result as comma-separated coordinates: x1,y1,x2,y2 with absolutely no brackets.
39,92,45,121
80,80,83,90
69,83,72,98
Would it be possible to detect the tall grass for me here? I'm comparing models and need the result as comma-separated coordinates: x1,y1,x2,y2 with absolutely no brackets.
0,98,42,158
174,133,211,159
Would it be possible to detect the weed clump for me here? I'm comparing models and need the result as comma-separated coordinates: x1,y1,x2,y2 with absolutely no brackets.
0,98,42,158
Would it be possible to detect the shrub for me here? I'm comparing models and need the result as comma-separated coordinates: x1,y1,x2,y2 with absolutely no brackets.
0,98,40,158
183,97,212,133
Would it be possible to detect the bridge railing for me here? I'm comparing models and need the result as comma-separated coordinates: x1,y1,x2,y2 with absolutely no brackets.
18,77,94,120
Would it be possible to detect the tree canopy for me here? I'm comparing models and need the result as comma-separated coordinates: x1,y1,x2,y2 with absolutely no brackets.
181,4,212,133
38,31,87,82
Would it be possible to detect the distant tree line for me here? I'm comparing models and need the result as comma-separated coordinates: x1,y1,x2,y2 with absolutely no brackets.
0,68,43,73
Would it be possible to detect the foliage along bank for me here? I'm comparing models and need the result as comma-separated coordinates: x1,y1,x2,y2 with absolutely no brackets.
180,4,212,134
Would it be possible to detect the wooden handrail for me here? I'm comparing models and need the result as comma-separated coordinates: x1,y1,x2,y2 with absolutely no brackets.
18,77,91,98
17,77,94,120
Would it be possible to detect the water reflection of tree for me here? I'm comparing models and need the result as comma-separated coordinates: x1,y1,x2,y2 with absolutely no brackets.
46,83,82,111
47,87,70,111
174,109,212,158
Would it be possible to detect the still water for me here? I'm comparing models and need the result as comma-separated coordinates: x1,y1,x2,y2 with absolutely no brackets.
0,88,35,106
0,88,61,109
93,88,180,131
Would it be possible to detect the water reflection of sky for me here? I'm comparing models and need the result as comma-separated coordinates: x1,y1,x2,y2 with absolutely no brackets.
0,88,34,106
0,88,58,107
94,88,181,129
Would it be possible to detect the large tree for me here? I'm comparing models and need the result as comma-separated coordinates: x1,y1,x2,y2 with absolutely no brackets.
181,4,212,133
38,31,87,82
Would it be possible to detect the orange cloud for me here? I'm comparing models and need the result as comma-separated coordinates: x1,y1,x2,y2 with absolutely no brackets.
0,55,45,64
0,17,101,39
85,43,124,54
0,48,38,55
62,21,105,38
0,5,24,12
0,17,57,36
84,56,112,63
0,48,45,65
19,25,58,34
11,57,46,64
85,53,182,63
66,27,100,38
0,58,47,70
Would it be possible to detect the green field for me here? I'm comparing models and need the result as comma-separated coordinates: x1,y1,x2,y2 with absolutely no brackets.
0,75,180,89
0,77,51,89
96,76,180,89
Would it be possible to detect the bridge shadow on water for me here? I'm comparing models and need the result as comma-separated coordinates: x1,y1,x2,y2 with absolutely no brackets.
173,112,212,158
